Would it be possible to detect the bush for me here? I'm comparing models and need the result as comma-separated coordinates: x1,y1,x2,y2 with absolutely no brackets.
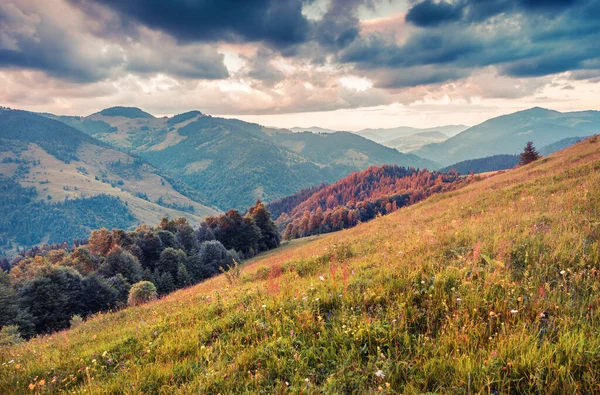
127,281,157,306
0,325,23,346
69,314,83,328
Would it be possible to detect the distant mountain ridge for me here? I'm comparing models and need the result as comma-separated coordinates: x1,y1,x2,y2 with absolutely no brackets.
414,107,600,165
46,108,438,211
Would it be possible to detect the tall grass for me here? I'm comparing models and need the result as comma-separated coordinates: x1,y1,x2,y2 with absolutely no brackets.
1,137,600,394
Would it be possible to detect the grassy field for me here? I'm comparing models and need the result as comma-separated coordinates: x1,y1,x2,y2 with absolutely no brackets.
1,137,600,394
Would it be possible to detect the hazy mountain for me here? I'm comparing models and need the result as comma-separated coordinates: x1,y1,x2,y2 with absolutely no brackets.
382,130,449,152
54,109,438,211
414,107,600,165
0,109,218,254
539,136,587,156
356,125,468,144
438,135,594,174
289,126,339,134
440,154,520,175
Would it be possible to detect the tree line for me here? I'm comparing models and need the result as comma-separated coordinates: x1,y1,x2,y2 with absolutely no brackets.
269,165,471,239
0,201,279,339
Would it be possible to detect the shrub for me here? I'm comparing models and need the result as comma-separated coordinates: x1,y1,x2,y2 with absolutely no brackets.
127,281,157,306
0,325,23,346
69,314,83,328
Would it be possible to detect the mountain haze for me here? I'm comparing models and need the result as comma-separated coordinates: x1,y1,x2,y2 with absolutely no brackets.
415,107,600,165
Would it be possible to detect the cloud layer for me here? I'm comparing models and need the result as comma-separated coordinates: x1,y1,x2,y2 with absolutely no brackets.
0,0,599,123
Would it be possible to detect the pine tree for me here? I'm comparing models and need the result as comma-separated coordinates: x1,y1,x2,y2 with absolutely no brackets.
519,141,540,166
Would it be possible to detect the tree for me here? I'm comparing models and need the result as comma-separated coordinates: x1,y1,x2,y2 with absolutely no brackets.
197,240,233,278
157,248,187,280
128,281,157,306
519,141,540,166
99,247,143,284
247,200,281,251
81,274,117,315
18,266,84,334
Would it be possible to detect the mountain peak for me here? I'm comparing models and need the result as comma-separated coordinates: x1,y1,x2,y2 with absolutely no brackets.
95,106,155,119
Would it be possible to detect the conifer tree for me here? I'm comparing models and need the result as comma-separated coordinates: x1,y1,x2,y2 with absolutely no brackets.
519,141,540,166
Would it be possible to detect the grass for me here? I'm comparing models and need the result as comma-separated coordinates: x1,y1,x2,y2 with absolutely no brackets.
1,137,600,394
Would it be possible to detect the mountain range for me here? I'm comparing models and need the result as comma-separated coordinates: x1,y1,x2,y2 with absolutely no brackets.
414,107,600,165
48,107,436,211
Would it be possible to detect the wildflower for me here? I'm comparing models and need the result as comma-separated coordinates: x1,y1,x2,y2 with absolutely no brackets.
456,298,462,302
315,298,320,301
262,304,266,308
510,309,518,314
285,381,289,386
375,369,385,379
560,270,566,275
305,378,309,382
38,379,45,386
319,276,325,281
29,383,35,390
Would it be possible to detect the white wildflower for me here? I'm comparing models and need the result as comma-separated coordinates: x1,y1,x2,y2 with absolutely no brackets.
375,370,385,379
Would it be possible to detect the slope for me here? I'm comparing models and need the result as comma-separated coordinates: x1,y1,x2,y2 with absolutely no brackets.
3,137,599,392
0,110,218,253
61,109,438,210
415,107,600,165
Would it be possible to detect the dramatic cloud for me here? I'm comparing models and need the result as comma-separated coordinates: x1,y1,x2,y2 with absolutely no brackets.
70,0,311,48
0,0,599,126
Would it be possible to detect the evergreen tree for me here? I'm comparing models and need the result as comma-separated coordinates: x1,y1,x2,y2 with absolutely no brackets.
519,141,540,166
247,200,281,252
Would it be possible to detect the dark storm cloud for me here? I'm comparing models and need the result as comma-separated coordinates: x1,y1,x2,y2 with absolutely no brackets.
71,0,311,48
405,0,581,27
342,0,600,86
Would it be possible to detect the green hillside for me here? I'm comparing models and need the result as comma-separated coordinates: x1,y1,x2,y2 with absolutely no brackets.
0,110,218,254
57,110,438,210
2,136,599,393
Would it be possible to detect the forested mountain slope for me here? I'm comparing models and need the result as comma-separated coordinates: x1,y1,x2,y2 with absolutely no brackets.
50,108,438,210
0,110,218,255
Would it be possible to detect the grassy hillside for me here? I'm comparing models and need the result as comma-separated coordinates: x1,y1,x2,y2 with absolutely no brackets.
0,110,219,253
2,136,600,393
415,107,600,165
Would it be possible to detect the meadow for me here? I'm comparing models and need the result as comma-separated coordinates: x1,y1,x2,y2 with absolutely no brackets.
1,136,599,394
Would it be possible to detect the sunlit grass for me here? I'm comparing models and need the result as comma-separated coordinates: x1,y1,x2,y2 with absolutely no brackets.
1,137,600,394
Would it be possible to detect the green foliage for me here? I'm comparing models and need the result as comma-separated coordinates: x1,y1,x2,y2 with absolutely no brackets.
0,176,134,248
0,325,23,346
128,281,157,306
220,260,242,286
69,314,83,328
519,141,540,166
441,154,520,174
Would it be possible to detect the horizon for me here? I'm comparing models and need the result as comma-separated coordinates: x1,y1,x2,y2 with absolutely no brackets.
1,0,599,129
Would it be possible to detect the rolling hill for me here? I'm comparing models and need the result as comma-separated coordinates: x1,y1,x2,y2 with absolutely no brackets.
52,108,438,211
2,136,599,393
0,110,218,254
415,107,600,165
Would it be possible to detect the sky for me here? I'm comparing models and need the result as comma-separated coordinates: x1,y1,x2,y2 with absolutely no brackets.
0,0,599,130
